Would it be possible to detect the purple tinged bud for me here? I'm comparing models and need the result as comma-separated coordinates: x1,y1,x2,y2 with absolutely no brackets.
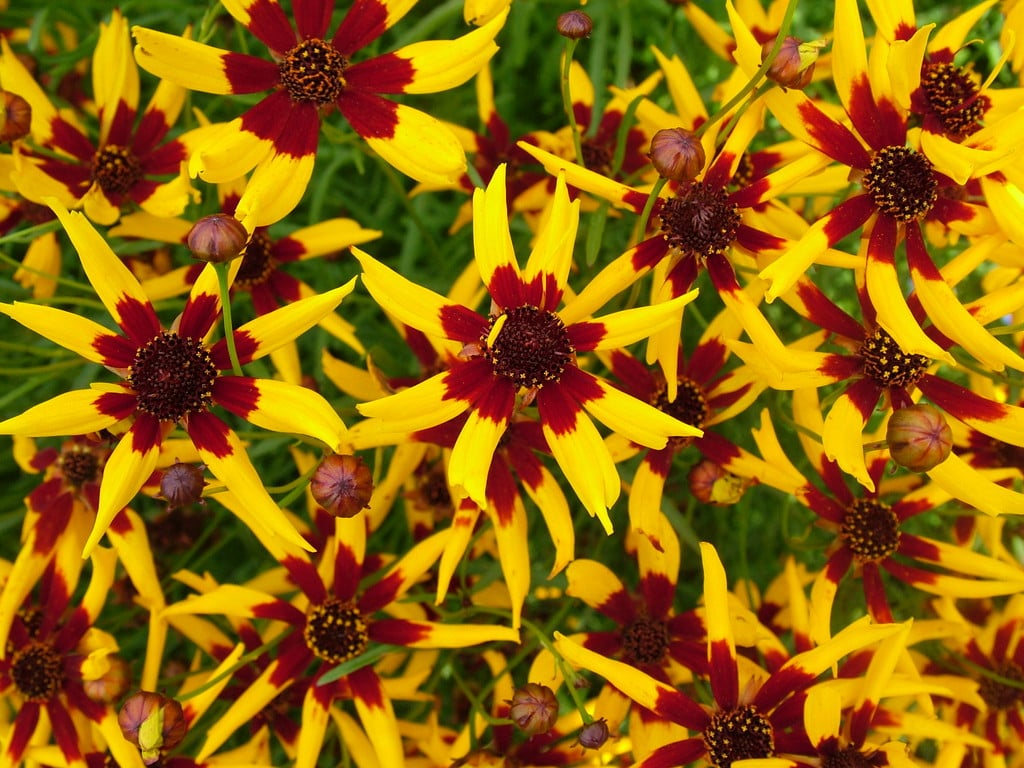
557,11,593,39
186,213,248,264
648,128,706,183
507,682,559,735
886,404,953,472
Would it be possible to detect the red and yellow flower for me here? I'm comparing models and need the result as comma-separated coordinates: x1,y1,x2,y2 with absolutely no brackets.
0,201,353,556
132,0,508,226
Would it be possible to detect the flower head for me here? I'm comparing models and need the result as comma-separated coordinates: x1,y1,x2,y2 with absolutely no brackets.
133,1,508,225
0,200,354,556
353,164,701,534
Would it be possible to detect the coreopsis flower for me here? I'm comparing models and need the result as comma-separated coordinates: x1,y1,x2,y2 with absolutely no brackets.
353,165,702,534
0,549,126,767
517,99,825,391
930,592,1024,763
601,308,806,542
555,542,903,767
561,521,706,745
424,60,658,232
729,0,1024,364
161,518,519,767
111,181,379,382
132,2,509,226
0,12,196,225
0,201,353,556
727,275,1024,511
767,394,1024,642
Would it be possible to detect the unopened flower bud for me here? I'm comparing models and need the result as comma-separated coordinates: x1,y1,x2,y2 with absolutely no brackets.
688,459,747,505
0,91,31,143
186,213,248,264
507,683,559,736
557,11,593,39
578,718,610,749
886,404,952,472
649,128,706,183
84,655,131,704
118,691,187,765
761,36,824,91
159,462,206,509
310,454,374,518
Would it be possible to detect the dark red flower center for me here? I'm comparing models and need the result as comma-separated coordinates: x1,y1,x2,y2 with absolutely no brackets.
859,327,929,390
60,446,100,486
702,705,775,768
234,229,276,289
128,332,218,422
978,661,1024,711
304,598,368,664
91,145,143,197
11,640,64,702
484,306,574,388
822,745,880,768
653,376,708,448
621,614,670,666
658,181,741,263
412,463,453,513
922,62,987,138
862,146,937,221
841,498,901,563
581,139,613,175
279,38,347,105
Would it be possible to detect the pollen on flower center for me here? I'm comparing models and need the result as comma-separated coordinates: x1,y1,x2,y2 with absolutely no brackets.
128,332,218,422
922,62,987,138
621,614,670,665
859,327,929,389
11,641,64,702
279,38,347,105
304,598,369,664
702,705,775,768
658,181,741,263
841,498,901,563
234,229,276,289
653,376,708,448
91,145,143,196
483,306,574,388
862,146,937,221
821,745,879,768
978,661,1024,711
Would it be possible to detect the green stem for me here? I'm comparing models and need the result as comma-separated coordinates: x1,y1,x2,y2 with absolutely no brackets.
560,38,585,169
215,262,243,377
634,177,668,248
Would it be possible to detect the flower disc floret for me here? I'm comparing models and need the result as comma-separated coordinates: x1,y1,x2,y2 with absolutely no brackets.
621,614,670,665
128,332,217,421
484,306,574,388
278,38,347,105
859,328,929,389
978,661,1024,711
653,377,709,447
234,229,276,289
658,182,741,262
91,145,143,197
821,745,879,768
60,446,100,486
841,498,900,563
702,705,775,767
304,599,368,664
11,641,64,702
862,146,937,221
922,62,986,137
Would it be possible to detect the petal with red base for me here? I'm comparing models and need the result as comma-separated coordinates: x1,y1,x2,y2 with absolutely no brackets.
0,388,131,439
49,202,161,343
84,414,163,557
0,303,134,368
133,29,275,94
391,10,506,94
186,410,314,552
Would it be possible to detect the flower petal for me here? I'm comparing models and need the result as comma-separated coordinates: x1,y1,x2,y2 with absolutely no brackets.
393,9,506,94
0,388,130,437
0,302,132,367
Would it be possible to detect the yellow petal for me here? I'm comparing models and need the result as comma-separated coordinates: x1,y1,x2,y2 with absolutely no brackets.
364,103,467,185
822,391,875,492
395,10,506,94
132,27,234,93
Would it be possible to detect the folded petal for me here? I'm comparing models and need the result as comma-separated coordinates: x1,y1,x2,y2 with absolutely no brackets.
393,10,506,94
